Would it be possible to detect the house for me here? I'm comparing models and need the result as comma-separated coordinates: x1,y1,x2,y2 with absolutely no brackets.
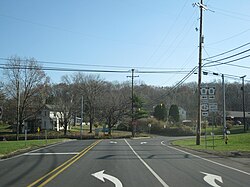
178,107,187,121
24,104,66,132
227,111,250,124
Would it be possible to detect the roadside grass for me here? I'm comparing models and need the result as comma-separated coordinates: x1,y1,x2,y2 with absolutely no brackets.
201,125,245,135
0,139,65,157
172,133,250,153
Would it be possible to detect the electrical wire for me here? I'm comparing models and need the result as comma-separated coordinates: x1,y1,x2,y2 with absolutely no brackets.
203,42,250,60
223,63,250,70
0,57,192,71
143,0,190,67
206,29,250,46
209,6,250,22
0,65,130,73
152,66,198,103
137,70,190,74
0,62,193,74
203,48,250,65
204,54,250,68
155,9,198,67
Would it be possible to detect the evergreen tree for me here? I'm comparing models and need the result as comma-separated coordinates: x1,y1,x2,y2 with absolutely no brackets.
169,104,179,123
153,103,167,121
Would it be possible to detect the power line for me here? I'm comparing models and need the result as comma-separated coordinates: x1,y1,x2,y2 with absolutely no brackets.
143,0,190,67
223,63,250,70
0,63,193,74
0,65,130,73
209,6,250,22
206,29,250,46
153,66,198,103
203,48,250,65
0,57,192,71
204,54,250,68
203,42,250,60
156,9,198,67
137,70,190,74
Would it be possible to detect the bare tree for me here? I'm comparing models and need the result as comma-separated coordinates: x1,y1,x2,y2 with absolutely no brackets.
51,75,79,135
98,82,130,135
73,73,104,133
3,56,49,140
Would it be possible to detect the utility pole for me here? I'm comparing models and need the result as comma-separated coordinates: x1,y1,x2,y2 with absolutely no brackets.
127,69,139,137
16,79,20,141
222,74,226,137
80,96,84,139
241,75,246,132
196,0,204,145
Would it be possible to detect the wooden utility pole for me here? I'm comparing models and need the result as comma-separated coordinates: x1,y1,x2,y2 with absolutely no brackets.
80,96,84,139
127,69,138,137
241,75,247,132
16,79,20,141
222,74,226,138
196,0,204,145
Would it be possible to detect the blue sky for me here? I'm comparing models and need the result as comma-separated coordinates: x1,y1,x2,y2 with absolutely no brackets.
0,0,250,86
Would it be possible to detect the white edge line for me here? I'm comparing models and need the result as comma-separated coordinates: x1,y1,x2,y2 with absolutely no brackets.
166,144,250,176
0,140,76,162
124,139,169,187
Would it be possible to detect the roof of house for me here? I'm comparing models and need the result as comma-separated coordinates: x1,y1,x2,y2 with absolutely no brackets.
227,111,250,118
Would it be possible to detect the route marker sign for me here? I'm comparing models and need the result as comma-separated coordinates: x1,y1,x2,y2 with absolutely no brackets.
201,103,209,111
200,86,218,116
208,87,215,95
202,112,209,117
209,103,218,112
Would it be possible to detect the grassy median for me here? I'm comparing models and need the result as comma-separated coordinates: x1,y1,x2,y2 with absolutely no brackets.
172,133,250,153
0,139,65,158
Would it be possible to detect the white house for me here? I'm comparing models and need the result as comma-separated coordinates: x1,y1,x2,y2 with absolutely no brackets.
178,107,187,121
24,104,66,132
40,105,65,131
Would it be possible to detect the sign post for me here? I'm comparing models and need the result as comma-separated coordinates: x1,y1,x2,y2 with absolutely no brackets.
200,87,208,148
148,124,151,134
200,86,217,149
25,124,27,146
0,106,3,120
37,127,40,140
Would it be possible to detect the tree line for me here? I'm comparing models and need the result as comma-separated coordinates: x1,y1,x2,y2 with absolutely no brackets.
0,57,249,139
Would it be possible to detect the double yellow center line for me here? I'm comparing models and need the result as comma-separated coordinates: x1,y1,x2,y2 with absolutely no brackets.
27,139,102,187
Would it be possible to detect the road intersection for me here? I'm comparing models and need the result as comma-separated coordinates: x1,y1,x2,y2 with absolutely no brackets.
0,137,249,186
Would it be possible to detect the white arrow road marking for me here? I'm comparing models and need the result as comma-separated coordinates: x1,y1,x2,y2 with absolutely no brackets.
161,141,166,146
201,172,223,187
110,141,117,144
92,170,123,187
140,142,147,145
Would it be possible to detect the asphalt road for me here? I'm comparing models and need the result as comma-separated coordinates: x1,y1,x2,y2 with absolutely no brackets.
0,137,249,187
